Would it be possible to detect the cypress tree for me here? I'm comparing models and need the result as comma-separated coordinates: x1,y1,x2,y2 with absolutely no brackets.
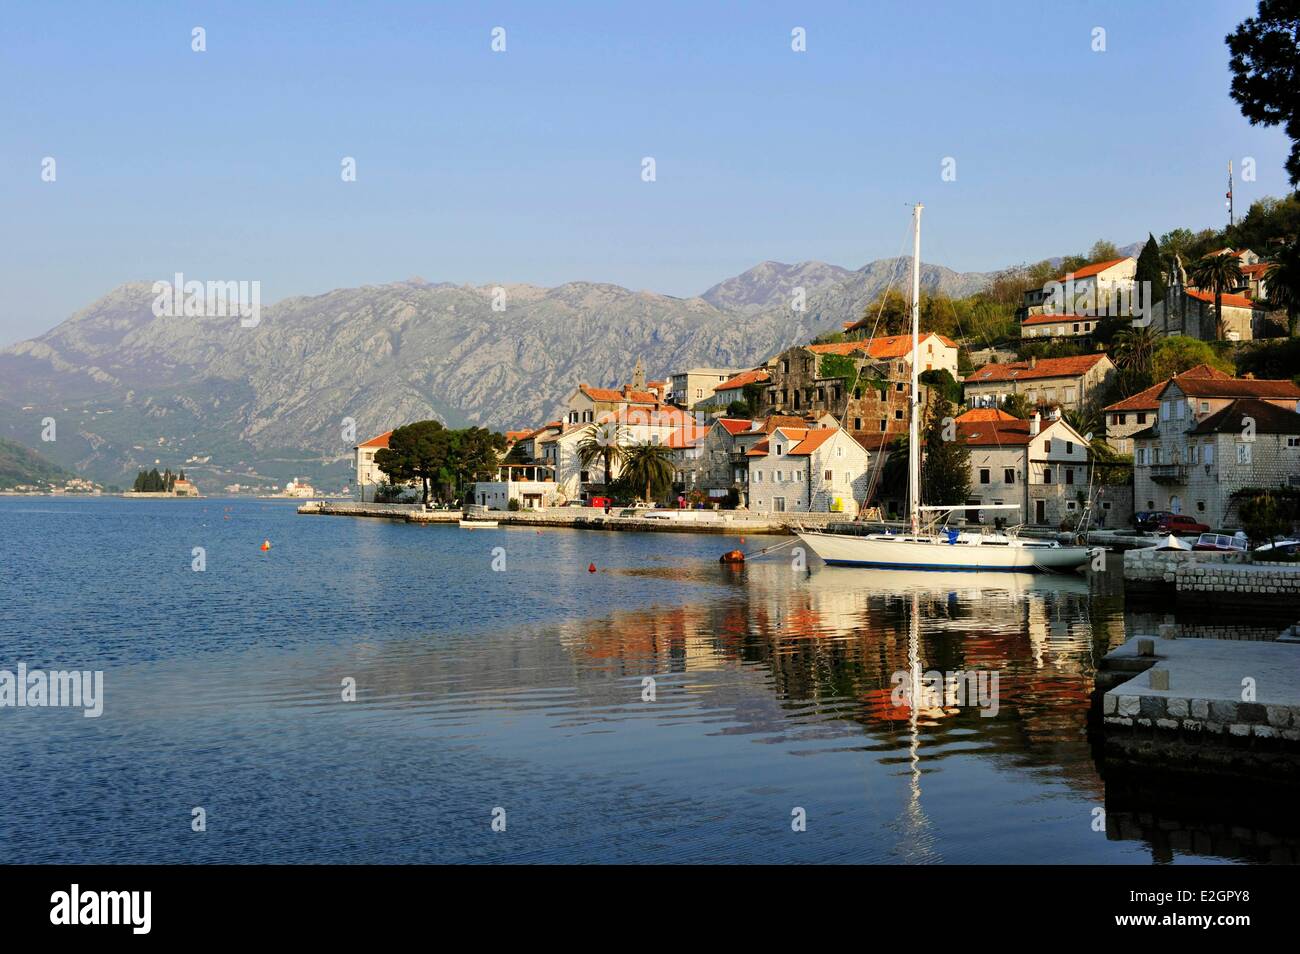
1135,233,1167,309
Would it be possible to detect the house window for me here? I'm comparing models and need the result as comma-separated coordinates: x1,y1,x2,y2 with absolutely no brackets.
1043,468,1053,484
1161,401,1170,421
1153,447,1160,464
1197,501,1206,512
1237,443,1252,464
979,468,990,484
1065,468,1074,485
1137,412,1147,424
755,472,762,482
1287,437,1300,448
1065,441,1073,454
1004,468,1015,484
824,470,833,481
1201,401,1210,413
853,387,862,399
1188,444,1198,464
894,410,903,420
1043,439,1051,453
854,418,862,430
1204,445,1214,464
1067,500,1077,510
781,360,789,373
775,445,783,455
835,446,843,458
775,471,783,482
879,420,887,432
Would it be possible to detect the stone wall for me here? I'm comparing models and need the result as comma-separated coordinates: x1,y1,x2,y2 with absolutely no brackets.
1123,547,1300,598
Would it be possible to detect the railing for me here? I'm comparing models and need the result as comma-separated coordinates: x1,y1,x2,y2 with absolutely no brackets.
1148,464,1187,483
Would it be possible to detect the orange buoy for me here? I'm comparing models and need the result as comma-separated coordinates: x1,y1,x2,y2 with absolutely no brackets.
719,549,745,565
588,562,596,573
261,539,271,551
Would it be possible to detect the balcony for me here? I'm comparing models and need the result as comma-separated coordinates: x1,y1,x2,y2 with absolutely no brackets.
1148,463,1187,485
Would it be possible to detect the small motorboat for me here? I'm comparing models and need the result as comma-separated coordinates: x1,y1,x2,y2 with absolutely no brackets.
1192,532,1247,553
1150,533,1193,551
459,519,498,529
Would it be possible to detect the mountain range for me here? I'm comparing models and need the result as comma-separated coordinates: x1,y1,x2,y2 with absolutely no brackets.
0,256,996,490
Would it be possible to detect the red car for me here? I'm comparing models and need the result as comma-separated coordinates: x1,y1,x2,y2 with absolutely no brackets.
1156,513,1210,535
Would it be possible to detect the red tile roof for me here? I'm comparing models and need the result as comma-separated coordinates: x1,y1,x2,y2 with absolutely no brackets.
788,428,837,455
1241,263,1270,277
965,354,1109,384
957,419,1035,446
1189,398,1300,435
578,384,663,405
1054,257,1131,284
1184,288,1255,309
356,430,392,449
718,418,755,435
823,330,958,355
715,368,770,391
1103,365,1233,412
956,407,1018,423
1174,376,1300,400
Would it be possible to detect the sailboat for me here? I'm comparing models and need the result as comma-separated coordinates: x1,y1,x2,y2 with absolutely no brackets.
795,204,1095,573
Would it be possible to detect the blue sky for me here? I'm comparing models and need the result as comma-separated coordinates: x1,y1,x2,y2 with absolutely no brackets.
1,0,1291,344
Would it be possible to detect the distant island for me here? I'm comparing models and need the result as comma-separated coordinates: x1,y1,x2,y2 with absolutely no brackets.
126,467,199,497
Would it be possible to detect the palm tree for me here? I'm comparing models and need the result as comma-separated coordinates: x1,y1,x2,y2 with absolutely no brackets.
620,441,675,503
1189,253,1244,339
1112,324,1157,378
1264,241,1300,337
576,422,626,488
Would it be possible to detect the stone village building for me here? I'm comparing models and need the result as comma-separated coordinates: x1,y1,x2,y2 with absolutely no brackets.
1102,365,1232,456
964,353,1116,413
955,408,1127,528
1130,374,1300,529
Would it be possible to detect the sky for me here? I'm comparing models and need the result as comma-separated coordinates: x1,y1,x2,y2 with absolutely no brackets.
1,0,1292,345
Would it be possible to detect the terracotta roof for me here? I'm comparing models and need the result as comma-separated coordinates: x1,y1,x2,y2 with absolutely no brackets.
578,384,663,405
822,330,958,355
956,408,1018,423
1241,263,1270,277
806,341,870,356
504,430,532,442
715,368,770,391
853,432,897,452
957,419,1035,446
1054,257,1131,284
356,430,393,449
1189,399,1300,436
664,425,709,449
717,418,755,435
787,428,837,455
965,354,1109,383
1103,365,1233,412
1184,288,1254,309
741,414,820,436
746,426,841,456
1174,376,1300,400
1021,312,1098,327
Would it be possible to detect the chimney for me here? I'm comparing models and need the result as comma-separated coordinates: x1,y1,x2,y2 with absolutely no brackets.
1028,355,1038,370
1030,411,1041,436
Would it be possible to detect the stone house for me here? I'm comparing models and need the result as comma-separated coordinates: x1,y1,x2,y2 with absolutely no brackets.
957,409,1109,528
668,367,747,409
762,342,914,441
964,353,1116,412
828,328,961,378
710,368,770,411
1019,312,1103,341
1102,365,1232,456
745,423,872,514
1131,375,1300,528
672,417,755,502
1022,257,1137,318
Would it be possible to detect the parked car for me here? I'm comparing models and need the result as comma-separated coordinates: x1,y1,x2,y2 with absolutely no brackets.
588,496,612,509
1192,532,1247,553
1133,510,1171,532
1156,513,1211,535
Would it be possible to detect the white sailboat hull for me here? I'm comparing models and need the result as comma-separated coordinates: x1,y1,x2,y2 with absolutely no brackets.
796,530,1092,573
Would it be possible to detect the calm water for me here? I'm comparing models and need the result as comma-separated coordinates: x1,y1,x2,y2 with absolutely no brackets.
0,497,1286,863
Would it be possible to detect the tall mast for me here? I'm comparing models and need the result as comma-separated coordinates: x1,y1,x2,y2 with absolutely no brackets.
908,203,923,535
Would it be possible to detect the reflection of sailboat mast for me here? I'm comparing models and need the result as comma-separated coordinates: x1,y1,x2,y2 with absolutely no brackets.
895,591,939,861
